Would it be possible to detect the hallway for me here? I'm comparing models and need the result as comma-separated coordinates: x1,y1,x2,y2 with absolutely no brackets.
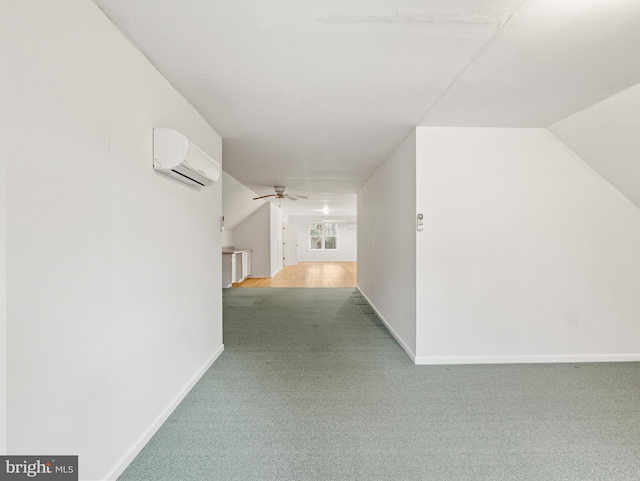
118,288,640,481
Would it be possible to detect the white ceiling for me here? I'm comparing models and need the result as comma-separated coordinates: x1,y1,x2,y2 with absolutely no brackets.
92,0,640,216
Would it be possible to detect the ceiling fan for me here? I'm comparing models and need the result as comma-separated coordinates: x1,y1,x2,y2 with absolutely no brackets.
253,186,308,201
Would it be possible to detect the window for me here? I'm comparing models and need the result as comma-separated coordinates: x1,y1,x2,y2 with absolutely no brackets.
309,222,338,250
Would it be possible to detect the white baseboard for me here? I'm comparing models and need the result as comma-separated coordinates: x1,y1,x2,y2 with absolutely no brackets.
415,353,640,365
356,287,417,362
102,344,224,481
354,288,640,366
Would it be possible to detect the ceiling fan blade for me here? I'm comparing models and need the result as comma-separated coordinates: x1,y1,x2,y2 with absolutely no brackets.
253,194,276,200
284,194,298,201
292,194,308,199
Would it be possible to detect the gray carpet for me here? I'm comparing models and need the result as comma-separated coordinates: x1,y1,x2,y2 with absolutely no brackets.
118,288,640,480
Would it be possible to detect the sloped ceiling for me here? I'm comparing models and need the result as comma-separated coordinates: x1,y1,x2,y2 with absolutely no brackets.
420,0,640,127
92,0,640,215
550,83,640,209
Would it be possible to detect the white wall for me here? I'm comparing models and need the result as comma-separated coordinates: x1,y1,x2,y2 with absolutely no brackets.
288,215,357,262
5,1,223,479
415,127,640,364
233,203,271,277
549,82,640,209
221,229,234,248
0,24,7,452
270,204,287,276
221,170,265,232
233,203,287,278
357,130,417,358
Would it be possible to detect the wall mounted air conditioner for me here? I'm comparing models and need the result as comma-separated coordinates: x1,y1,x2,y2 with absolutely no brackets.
153,128,221,189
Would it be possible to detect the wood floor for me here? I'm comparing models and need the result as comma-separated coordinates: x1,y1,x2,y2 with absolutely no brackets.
235,261,357,288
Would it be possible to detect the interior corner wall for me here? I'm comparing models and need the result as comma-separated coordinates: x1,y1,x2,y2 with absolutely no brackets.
233,203,271,277
357,130,417,359
5,1,223,479
415,127,640,364
549,82,640,208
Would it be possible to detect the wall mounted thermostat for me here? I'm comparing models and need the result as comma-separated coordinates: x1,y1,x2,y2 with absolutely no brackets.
417,213,424,232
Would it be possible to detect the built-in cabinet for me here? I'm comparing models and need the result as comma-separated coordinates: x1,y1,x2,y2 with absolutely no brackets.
222,248,252,288
239,250,252,281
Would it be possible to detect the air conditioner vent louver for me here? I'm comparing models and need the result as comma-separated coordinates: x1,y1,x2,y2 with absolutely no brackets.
170,169,206,186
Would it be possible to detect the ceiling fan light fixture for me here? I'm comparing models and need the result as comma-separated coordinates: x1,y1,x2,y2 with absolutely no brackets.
252,186,309,202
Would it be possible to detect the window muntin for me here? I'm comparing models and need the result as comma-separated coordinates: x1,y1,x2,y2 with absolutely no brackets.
309,222,338,250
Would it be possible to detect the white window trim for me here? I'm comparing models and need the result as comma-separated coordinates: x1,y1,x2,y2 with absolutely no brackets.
308,222,339,251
